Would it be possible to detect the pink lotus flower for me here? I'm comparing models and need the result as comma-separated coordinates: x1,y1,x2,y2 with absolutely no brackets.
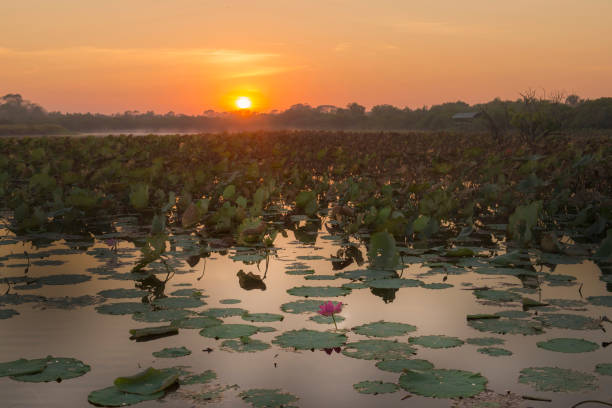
318,301,342,330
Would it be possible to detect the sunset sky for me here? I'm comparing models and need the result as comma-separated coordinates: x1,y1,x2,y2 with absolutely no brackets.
1,0,611,114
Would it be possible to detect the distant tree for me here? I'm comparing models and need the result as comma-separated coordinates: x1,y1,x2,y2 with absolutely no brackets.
564,94,582,106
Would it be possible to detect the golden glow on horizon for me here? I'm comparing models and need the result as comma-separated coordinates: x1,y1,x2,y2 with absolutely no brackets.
235,96,252,110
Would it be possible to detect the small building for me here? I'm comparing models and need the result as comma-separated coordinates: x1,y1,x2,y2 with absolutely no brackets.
452,111,482,122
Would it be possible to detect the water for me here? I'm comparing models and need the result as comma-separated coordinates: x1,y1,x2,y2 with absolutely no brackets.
1,220,610,408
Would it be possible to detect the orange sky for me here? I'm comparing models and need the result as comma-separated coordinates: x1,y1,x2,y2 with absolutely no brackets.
1,0,611,114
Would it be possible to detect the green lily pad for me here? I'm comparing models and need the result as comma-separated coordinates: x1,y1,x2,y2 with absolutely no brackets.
546,298,587,309
445,248,475,257
304,275,339,280
114,367,179,395
169,288,204,297
0,309,19,319
536,338,599,353
88,386,163,407
272,329,347,350
409,335,464,349
342,339,416,360
309,314,346,324
544,274,577,286
38,274,91,285
172,316,222,329
534,313,601,330
129,325,178,340
241,313,284,322
219,298,241,304
420,282,453,289
0,358,47,377
474,290,521,303
367,278,421,289
297,255,325,260
477,347,513,356
353,380,399,394
98,288,147,299
341,282,369,289
96,302,149,315
466,337,505,346
133,309,192,322
11,356,90,382
221,339,271,353
494,310,530,318
587,296,612,307
231,253,266,263
518,367,597,392
375,359,434,373
257,326,277,333
287,286,351,298
200,307,248,318
239,389,299,408
474,267,535,276
180,370,217,385
285,269,315,275
200,324,260,339
352,321,417,337
399,369,487,398
595,363,612,376
335,269,396,281
468,318,544,335
152,297,205,309
280,299,330,314
152,346,191,358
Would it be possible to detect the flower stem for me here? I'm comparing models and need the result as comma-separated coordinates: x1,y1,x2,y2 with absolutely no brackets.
331,313,338,330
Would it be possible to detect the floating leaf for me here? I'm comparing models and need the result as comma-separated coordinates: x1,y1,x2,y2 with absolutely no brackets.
352,321,416,337
468,318,544,335
241,313,284,323
170,288,204,297
200,307,248,318
342,339,416,360
114,367,178,395
518,367,597,392
420,282,453,289
335,269,396,280
595,363,612,376
219,298,241,304
180,370,217,385
536,338,599,353
239,388,299,408
0,309,19,319
474,290,521,303
88,386,163,407
286,286,350,298
129,325,178,340
221,339,271,353
200,324,259,339
152,346,191,358
366,278,421,289
587,296,612,307
280,300,328,314
152,296,205,309
494,310,530,318
0,358,47,377
96,302,149,316
534,313,601,330
272,329,347,350
477,347,512,356
285,268,315,275
304,274,338,280
353,380,398,394
409,335,464,349
375,359,434,373
445,248,475,257
38,274,91,285
172,316,222,329
133,309,192,322
98,289,147,299
399,369,487,398
11,356,90,382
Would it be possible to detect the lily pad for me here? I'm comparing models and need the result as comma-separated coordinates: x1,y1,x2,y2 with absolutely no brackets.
96,302,149,315
200,324,260,339
129,325,178,340
304,275,338,280
273,329,347,350
595,363,612,376
280,299,330,314
352,321,417,338
534,313,601,330
152,346,191,358
133,309,192,322
494,310,530,318
172,316,222,329
219,298,241,304
468,318,544,335
518,367,597,392
38,274,91,285
342,339,416,360
98,288,147,299
180,370,217,385
335,269,396,281
543,274,577,286
0,358,47,377
587,296,612,307
221,339,271,353
466,337,504,346
341,282,368,289
375,359,434,373
309,314,346,324
474,290,521,303
285,269,315,275
287,286,350,298
11,356,90,382
353,380,399,394
200,307,248,318
420,282,453,289
169,288,204,297
241,313,284,323
152,297,205,309
409,335,464,349
0,309,19,319
114,367,179,395
536,338,599,353
367,278,421,289
239,389,299,408
257,326,276,333
477,347,512,356
88,386,163,407
399,369,487,398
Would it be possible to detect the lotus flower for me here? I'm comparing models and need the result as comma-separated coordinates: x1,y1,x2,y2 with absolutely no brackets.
318,301,342,329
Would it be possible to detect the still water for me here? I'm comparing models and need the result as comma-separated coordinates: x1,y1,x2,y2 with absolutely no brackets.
0,217,610,408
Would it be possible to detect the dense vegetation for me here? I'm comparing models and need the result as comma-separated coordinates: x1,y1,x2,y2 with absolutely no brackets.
2,92,612,135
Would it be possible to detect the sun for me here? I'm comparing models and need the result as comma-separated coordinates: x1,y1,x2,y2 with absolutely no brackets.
235,96,252,110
